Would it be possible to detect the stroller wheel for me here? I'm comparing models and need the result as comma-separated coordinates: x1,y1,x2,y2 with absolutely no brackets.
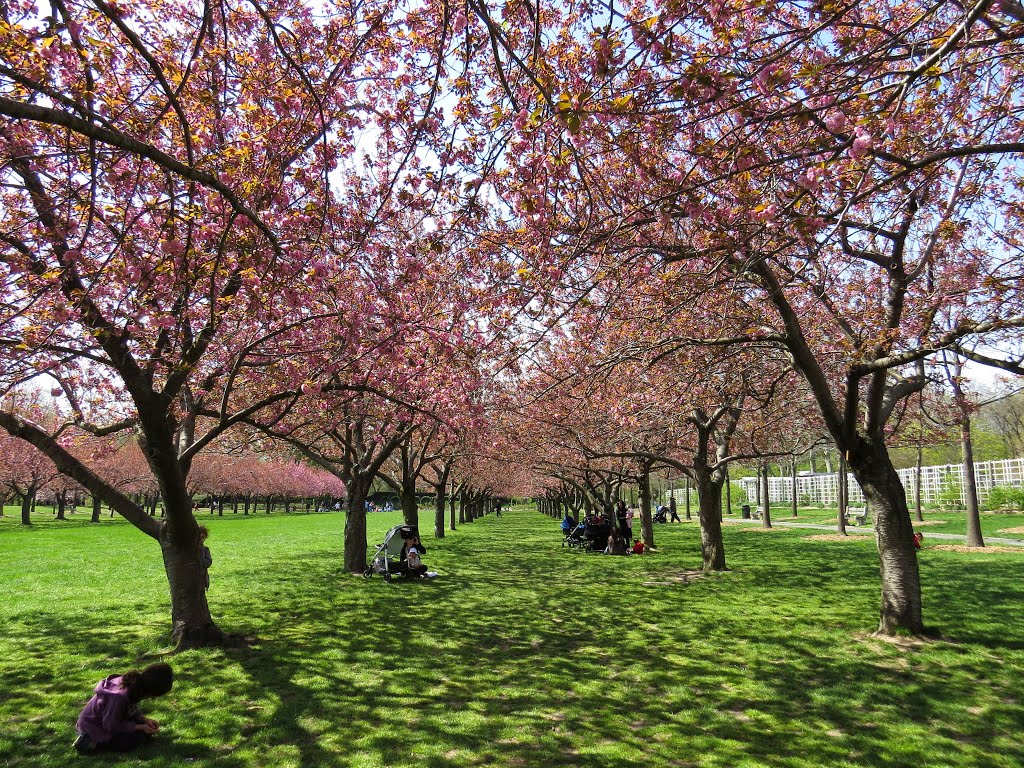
362,569,372,578
383,572,392,583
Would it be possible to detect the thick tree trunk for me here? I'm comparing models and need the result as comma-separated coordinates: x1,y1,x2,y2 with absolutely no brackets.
400,478,418,530
847,443,924,636
21,489,34,525
638,467,655,548
56,491,67,520
159,520,224,648
693,469,727,571
91,495,102,523
434,487,446,539
960,417,985,547
344,477,371,573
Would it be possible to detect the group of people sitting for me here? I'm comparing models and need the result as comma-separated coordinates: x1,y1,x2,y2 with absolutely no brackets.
561,509,648,555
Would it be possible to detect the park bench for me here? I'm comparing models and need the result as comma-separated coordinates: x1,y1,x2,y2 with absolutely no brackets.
843,507,867,526
751,506,766,520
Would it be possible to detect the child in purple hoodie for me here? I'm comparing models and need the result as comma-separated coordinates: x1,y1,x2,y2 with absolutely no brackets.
74,663,173,754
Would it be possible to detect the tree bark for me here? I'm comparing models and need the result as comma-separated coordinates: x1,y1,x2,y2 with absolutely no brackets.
960,416,985,547
343,476,371,573
760,463,772,529
638,464,655,548
21,487,35,525
159,519,224,649
847,442,924,635
791,458,798,517
693,467,727,570
400,476,419,530
837,455,848,536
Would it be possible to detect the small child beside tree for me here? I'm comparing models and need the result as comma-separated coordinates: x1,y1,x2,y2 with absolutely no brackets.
74,662,174,754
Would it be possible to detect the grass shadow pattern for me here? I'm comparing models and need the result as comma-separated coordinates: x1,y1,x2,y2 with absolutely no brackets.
1,509,1023,766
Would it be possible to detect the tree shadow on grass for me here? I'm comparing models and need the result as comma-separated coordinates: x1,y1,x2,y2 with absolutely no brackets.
4,510,1024,767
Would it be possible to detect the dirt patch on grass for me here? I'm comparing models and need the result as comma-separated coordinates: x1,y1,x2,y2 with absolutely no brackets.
930,544,1024,554
853,631,937,651
802,534,872,543
642,570,706,586
908,519,948,526
997,525,1024,535
740,526,784,532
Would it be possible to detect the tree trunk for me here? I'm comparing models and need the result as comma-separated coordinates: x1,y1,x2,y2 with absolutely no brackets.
837,455,848,535
400,478,418,530
343,477,371,573
434,484,447,539
725,467,732,515
56,491,67,520
449,479,457,531
21,488,34,525
638,465,655,548
760,463,772,529
791,458,798,517
159,520,224,648
693,468,727,570
685,477,691,520
960,416,985,547
847,442,924,636
91,495,102,523
914,446,924,522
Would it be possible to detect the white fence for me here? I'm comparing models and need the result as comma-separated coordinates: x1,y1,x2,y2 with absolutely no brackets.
737,458,1024,507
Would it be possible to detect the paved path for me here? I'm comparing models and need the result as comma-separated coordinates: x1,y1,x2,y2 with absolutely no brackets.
721,518,1024,547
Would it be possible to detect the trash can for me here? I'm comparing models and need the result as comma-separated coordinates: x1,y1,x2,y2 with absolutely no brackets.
741,504,751,519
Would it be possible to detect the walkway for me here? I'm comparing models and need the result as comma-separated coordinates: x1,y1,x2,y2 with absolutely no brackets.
721,518,1024,547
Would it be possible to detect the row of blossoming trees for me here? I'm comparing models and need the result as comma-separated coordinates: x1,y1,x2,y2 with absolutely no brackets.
461,0,1024,638
0,0,521,646
3,0,1024,645
0,427,348,523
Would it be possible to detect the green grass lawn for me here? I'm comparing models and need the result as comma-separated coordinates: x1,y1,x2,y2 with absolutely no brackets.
2,507,1023,767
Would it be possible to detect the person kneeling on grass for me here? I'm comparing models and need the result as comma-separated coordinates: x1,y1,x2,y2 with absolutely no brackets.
74,662,173,754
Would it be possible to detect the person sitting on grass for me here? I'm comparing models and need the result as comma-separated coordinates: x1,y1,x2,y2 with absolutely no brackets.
631,538,647,554
399,535,437,578
74,662,174,754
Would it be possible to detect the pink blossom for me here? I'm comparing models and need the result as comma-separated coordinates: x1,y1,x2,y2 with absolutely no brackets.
825,112,846,133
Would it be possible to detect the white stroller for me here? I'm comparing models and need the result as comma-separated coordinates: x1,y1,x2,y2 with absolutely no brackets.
363,524,416,582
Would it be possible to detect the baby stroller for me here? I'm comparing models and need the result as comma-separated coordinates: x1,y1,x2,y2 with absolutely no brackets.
584,519,612,552
653,506,668,524
363,524,416,582
563,521,586,548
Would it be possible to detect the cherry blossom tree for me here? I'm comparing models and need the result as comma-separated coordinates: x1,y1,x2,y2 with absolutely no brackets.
0,0,441,646
456,0,1024,635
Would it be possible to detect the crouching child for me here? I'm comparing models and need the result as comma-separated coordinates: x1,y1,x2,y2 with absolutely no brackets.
74,662,174,754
